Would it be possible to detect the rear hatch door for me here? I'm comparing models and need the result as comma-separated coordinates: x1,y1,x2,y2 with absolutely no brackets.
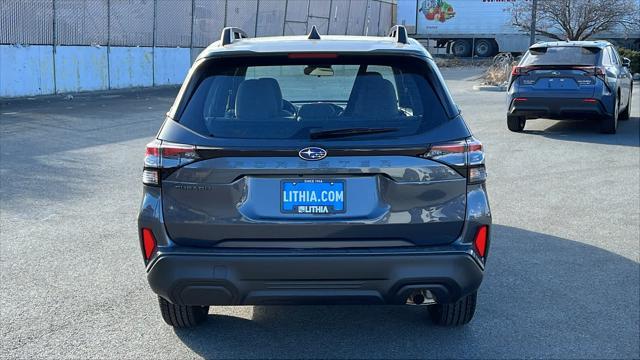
158,54,471,249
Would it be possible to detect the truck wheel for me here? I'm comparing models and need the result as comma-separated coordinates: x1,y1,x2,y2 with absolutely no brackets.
451,39,472,57
600,96,618,134
507,115,526,132
474,39,495,57
429,291,477,326
158,296,209,328
619,86,631,121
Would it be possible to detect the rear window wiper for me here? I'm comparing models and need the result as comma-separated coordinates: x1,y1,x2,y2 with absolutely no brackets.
309,127,398,140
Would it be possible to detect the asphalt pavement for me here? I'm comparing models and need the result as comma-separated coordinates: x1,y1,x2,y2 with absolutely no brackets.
1,68,638,359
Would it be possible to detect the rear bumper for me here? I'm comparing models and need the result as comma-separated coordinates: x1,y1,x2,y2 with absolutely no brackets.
508,97,608,119
147,250,484,306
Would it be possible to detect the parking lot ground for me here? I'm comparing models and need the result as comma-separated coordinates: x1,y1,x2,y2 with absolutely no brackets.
1,69,639,359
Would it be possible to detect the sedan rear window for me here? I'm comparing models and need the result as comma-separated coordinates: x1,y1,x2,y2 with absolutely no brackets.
521,46,601,66
177,55,451,140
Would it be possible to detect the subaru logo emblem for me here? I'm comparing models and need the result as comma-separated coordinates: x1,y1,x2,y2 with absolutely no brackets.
299,147,327,161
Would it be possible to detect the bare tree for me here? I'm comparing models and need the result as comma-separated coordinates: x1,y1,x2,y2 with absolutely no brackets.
512,0,640,41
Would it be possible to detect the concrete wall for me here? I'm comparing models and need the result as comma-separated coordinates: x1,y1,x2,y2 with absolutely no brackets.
108,47,153,89
0,45,192,97
0,45,55,97
153,48,191,86
54,46,109,93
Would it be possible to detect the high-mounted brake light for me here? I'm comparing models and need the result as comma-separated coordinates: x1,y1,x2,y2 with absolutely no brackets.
141,228,157,261
288,53,338,59
143,140,199,186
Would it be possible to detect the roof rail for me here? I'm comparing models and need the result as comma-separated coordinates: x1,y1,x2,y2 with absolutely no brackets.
220,27,248,46
388,25,408,44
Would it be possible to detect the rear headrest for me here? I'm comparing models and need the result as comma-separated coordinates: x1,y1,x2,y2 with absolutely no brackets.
235,79,280,119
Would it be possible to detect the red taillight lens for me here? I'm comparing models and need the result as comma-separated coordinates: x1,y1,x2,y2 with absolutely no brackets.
514,97,528,102
583,98,598,103
511,66,531,76
141,228,157,261
143,140,199,186
426,140,467,167
474,225,488,257
145,140,161,168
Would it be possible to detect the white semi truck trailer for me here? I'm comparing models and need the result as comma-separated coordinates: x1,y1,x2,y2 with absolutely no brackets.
397,0,640,57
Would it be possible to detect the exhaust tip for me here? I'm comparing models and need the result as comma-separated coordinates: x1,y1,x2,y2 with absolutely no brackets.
406,290,437,306
412,293,425,304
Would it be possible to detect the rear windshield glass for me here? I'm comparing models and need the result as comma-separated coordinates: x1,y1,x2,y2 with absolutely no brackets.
177,55,450,140
521,46,601,66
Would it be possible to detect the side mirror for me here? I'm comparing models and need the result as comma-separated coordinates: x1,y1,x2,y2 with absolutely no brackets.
622,57,631,68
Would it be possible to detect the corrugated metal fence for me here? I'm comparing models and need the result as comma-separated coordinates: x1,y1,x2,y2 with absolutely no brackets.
1,0,396,46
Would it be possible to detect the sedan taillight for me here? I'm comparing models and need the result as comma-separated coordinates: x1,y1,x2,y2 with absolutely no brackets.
143,140,199,186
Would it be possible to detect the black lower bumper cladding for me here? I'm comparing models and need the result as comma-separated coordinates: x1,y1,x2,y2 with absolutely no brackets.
147,251,484,306
509,97,607,120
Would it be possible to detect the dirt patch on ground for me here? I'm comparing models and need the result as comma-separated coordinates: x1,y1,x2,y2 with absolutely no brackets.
433,57,494,68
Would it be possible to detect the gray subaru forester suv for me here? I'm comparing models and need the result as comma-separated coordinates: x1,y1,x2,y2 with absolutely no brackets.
138,26,491,328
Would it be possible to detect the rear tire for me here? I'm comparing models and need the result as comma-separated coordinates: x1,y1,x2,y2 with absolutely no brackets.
429,291,477,326
451,39,472,57
158,296,209,328
474,39,496,57
600,96,619,134
619,87,632,121
507,115,526,132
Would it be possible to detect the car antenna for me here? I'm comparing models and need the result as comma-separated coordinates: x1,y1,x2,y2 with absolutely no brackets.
308,25,321,40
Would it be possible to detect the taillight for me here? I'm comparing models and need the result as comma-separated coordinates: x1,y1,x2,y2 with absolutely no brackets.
425,140,467,167
511,66,531,76
466,137,486,184
141,228,157,261
474,225,488,258
424,136,486,184
143,140,199,186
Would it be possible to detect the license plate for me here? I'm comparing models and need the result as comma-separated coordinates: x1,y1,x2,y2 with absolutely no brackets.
281,179,345,214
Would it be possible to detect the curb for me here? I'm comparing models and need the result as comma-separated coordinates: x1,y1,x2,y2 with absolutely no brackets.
473,84,507,92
